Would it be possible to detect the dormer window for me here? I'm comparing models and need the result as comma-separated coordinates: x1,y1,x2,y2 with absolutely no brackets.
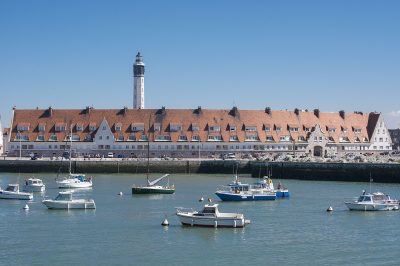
36,135,45,141
304,127,311,132
266,136,274,142
245,135,259,141
264,125,271,132
298,136,306,142
341,126,348,133
76,124,83,131
71,134,80,141
327,127,336,133
49,134,58,141
340,136,350,142
178,135,188,141
89,123,96,131
55,123,66,132
128,134,136,141
155,135,171,141
191,135,200,141
230,135,239,142
208,125,220,132
38,124,46,132
154,123,161,132
245,126,257,132
191,124,200,131
139,134,148,141
229,125,236,132
353,127,362,133
289,127,299,132
17,123,30,131
170,123,182,132
85,134,92,141
115,123,122,132
275,125,282,132
207,135,222,141
280,136,290,142
132,123,144,132
328,136,335,142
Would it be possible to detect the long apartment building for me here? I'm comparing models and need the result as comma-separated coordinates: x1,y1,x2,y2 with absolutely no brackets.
2,106,392,158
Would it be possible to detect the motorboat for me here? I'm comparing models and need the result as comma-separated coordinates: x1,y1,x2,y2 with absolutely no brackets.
176,204,250,228
132,174,175,194
56,174,93,189
42,191,96,209
253,176,290,198
345,191,399,211
23,178,45,192
215,175,276,201
0,184,33,200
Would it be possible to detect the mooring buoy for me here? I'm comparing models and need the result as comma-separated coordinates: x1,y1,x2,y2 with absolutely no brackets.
161,217,169,226
23,204,29,210
118,192,123,196
327,206,333,212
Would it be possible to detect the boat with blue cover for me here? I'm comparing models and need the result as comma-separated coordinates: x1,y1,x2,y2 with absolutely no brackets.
253,176,290,198
215,175,276,201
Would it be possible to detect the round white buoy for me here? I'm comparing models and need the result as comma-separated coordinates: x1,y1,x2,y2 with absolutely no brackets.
327,206,333,212
161,217,169,226
23,204,29,210
118,192,123,196
199,196,204,202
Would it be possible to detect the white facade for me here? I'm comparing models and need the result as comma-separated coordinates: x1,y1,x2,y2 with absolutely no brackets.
369,116,392,151
133,52,145,109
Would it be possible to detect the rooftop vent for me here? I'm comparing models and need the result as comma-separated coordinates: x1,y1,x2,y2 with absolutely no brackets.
339,110,345,119
294,108,300,115
194,106,202,115
265,107,271,115
313,109,320,118
229,106,239,117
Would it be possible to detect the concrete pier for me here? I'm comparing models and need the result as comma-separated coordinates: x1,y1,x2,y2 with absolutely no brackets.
0,159,399,183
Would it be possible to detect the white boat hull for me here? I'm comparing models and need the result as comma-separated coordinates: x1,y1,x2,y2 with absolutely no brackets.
0,191,33,200
23,185,45,193
176,213,246,228
57,180,92,189
42,199,96,209
345,202,399,211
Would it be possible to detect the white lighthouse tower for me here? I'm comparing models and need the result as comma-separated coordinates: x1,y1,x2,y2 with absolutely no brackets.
133,52,145,109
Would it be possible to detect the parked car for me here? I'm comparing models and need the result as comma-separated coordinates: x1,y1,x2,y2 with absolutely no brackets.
107,152,114,158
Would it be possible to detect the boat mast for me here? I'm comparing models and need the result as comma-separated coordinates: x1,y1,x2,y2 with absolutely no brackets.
69,124,72,175
146,115,151,183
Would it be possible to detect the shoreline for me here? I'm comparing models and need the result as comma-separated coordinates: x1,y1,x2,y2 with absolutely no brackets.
0,159,399,183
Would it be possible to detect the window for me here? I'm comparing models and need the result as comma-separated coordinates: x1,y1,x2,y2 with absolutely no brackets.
289,127,299,132
116,135,124,141
154,123,161,132
132,123,145,132
155,135,171,141
37,135,45,141
115,123,122,132
76,124,83,131
89,124,97,131
298,136,306,142
266,136,274,142
264,127,270,132
230,135,239,141
245,135,259,141
38,124,45,132
328,128,336,133
139,135,149,141
99,136,102,140
128,135,136,141
207,135,222,141
191,124,199,131
55,124,66,132
354,128,362,133
71,134,80,141
304,127,311,132
275,127,281,132
280,136,290,142
245,126,257,132
85,134,92,141
178,135,187,141
170,123,182,132
208,125,221,132
229,125,236,132
49,134,58,141
191,135,200,141
17,124,30,131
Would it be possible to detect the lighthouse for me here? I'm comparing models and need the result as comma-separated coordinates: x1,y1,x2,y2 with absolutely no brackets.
133,52,145,109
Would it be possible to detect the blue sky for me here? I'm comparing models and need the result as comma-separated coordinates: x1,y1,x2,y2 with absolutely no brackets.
1,1,399,128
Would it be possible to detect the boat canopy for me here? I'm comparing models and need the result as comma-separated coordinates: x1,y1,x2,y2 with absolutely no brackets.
55,192,73,201
5,184,19,192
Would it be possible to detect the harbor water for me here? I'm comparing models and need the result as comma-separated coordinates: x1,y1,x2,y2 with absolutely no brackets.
1,173,400,266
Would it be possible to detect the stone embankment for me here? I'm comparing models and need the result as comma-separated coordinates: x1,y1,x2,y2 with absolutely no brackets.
0,158,400,183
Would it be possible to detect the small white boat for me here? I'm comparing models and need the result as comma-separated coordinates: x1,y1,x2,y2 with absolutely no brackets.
176,204,249,228
345,191,399,211
56,174,93,189
42,191,96,209
23,178,46,192
0,184,33,200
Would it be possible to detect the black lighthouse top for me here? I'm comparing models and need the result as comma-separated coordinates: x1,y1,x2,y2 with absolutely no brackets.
134,52,145,76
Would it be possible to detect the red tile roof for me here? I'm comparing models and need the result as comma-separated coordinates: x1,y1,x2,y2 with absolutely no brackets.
9,108,377,144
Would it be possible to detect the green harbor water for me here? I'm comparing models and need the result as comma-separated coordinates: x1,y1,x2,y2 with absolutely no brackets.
1,173,400,266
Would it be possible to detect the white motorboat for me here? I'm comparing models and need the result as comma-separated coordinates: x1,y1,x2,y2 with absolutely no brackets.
42,191,96,209
0,184,33,200
176,204,250,228
23,178,45,192
345,191,399,211
56,174,93,189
